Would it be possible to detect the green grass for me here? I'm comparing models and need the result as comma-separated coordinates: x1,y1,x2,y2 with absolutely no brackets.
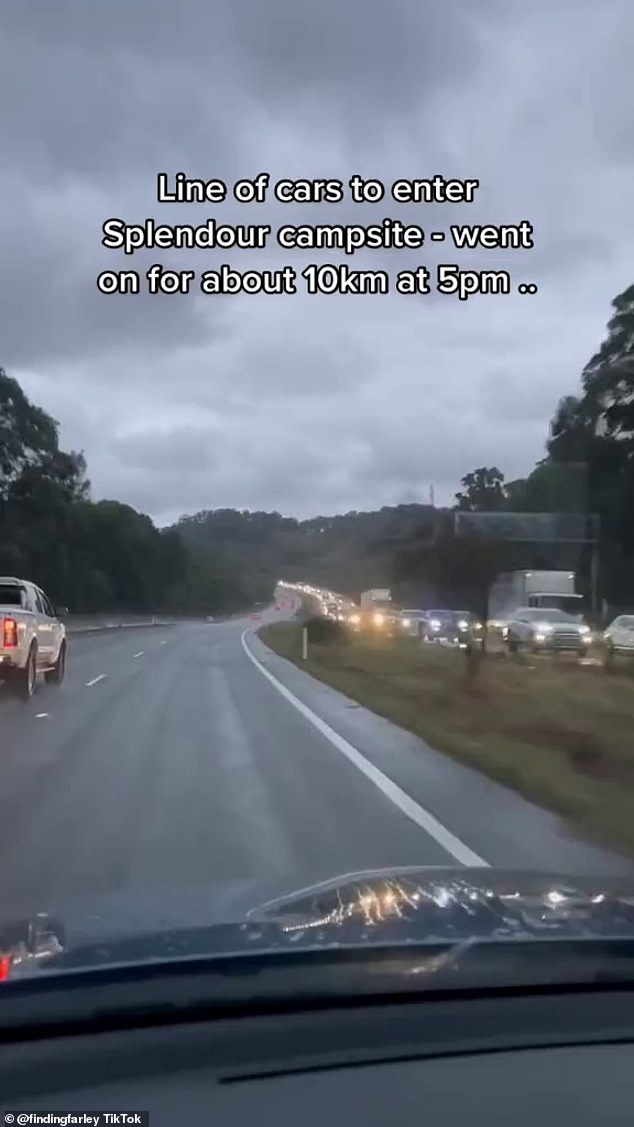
259,622,634,858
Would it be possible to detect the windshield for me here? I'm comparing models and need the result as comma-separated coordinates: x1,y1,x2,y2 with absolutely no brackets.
520,609,571,622
533,594,584,612
0,0,633,1012
0,585,25,607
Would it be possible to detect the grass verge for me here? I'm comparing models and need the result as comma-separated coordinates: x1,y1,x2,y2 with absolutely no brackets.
259,622,634,858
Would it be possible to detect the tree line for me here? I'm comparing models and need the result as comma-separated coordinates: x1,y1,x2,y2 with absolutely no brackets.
2,281,632,617
0,368,264,614
442,283,634,613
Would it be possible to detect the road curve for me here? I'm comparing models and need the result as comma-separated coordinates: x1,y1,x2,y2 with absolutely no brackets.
0,609,629,933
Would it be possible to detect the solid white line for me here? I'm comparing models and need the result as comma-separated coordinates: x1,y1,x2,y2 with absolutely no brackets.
35,712,48,719
240,630,487,867
85,674,106,687
133,651,144,658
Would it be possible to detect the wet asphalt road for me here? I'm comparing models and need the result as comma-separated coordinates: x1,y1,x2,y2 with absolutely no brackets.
0,610,630,931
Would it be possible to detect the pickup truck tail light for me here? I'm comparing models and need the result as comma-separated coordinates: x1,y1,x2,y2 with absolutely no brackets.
2,617,18,648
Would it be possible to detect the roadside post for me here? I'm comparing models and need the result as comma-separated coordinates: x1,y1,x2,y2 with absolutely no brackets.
302,626,308,660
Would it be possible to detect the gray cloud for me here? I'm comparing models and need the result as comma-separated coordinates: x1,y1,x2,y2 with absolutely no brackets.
2,0,634,524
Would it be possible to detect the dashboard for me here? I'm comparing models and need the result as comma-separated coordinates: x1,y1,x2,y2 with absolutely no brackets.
1,990,633,1125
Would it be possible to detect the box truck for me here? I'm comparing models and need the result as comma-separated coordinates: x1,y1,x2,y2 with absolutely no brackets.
488,571,584,627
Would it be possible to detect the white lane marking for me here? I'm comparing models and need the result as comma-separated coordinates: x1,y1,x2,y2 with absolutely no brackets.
160,640,167,646
241,630,487,868
85,674,107,687
133,651,144,658
35,712,48,719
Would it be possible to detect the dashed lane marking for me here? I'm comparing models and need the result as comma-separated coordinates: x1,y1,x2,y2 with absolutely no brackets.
85,674,107,687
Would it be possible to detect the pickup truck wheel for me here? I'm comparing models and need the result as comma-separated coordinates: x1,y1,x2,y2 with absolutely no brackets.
14,644,37,700
45,641,66,685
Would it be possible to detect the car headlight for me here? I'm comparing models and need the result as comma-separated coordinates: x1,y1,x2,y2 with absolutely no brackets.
373,612,385,626
579,625,591,636
349,613,360,625
402,618,411,628
430,619,441,630
458,619,469,630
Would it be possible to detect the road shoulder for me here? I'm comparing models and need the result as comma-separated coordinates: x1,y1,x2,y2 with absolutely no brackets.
247,628,632,876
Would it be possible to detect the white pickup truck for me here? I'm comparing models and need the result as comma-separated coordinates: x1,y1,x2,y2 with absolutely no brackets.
0,577,67,699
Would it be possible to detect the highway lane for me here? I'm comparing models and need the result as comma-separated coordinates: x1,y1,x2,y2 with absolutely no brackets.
0,612,629,935
0,616,448,925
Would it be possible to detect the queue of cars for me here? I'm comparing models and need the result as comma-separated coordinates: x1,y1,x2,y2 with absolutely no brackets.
402,604,634,664
278,580,634,665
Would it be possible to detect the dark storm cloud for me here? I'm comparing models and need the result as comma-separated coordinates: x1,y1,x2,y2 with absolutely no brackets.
1,0,633,521
0,177,213,368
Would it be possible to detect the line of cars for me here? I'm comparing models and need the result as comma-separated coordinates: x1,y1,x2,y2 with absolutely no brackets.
399,609,484,649
502,608,634,662
277,580,634,666
399,605,634,665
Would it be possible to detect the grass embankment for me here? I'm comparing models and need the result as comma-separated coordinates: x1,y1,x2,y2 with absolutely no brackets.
259,622,634,857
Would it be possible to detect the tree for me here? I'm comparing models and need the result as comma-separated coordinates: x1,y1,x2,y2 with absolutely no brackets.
543,286,634,609
454,467,507,511
0,367,59,498
581,283,634,440
395,532,519,620
507,459,589,514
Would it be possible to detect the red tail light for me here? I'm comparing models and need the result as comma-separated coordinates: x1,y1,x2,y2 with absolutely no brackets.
2,617,17,648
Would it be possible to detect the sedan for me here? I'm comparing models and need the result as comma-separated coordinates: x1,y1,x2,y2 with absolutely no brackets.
603,614,634,659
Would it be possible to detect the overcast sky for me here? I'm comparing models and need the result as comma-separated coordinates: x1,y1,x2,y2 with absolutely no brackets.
1,0,633,525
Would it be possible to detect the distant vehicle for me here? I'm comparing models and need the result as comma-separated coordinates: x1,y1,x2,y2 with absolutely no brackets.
0,577,67,699
488,571,584,628
505,607,591,655
359,588,392,611
603,615,634,659
355,589,397,634
421,610,483,646
398,609,428,637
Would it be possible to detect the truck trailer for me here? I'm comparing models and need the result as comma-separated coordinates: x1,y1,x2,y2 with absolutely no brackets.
488,570,584,627
359,588,392,610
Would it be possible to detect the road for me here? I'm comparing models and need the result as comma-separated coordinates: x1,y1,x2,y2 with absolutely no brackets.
0,609,630,937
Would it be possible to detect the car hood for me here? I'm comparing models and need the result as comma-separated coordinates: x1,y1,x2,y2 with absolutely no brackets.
3,867,634,981
547,621,584,631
